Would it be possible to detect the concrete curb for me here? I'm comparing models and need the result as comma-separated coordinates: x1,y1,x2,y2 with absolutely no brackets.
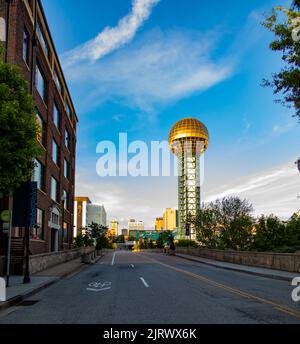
0,254,104,311
175,253,294,282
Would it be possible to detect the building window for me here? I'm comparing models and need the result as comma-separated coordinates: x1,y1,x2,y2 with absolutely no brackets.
64,159,69,180
33,159,45,191
31,208,44,240
63,189,69,210
51,176,59,202
51,212,60,226
63,222,68,243
53,103,60,130
65,128,70,150
52,139,59,166
23,27,30,65
36,111,46,147
37,20,49,58
35,63,46,101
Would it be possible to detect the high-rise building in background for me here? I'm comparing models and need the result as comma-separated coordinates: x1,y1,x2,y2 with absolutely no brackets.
87,204,107,228
163,208,178,231
110,220,119,236
74,197,107,237
155,217,163,231
128,219,144,232
169,118,209,239
0,0,78,266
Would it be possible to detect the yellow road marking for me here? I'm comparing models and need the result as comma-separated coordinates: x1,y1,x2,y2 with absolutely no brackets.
140,253,300,320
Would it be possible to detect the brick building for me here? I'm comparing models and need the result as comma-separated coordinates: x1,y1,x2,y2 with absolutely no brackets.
0,0,78,269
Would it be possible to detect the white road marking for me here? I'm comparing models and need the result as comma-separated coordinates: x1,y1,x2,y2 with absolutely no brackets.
86,281,112,292
140,277,149,288
111,252,116,265
86,287,111,292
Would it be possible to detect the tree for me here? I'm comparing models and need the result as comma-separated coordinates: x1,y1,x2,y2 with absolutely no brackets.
262,2,300,119
169,233,175,251
156,233,164,248
284,214,300,250
0,62,42,197
194,197,254,250
85,223,110,250
193,207,220,248
114,235,125,243
252,215,286,251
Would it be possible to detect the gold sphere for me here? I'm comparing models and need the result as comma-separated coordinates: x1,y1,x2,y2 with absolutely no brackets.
169,117,209,155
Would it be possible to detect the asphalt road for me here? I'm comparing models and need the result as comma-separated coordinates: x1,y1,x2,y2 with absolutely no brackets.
0,251,299,324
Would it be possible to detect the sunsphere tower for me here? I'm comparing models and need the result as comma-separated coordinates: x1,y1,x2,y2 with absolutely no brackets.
169,118,209,239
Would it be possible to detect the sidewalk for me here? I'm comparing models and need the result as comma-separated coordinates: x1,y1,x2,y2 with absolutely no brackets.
175,253,298,282
0,254,103,311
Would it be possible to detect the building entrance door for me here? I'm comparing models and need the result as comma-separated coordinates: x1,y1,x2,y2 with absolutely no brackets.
51,228,58,252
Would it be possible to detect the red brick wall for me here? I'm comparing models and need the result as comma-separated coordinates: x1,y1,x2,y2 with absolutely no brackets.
2,0,78,255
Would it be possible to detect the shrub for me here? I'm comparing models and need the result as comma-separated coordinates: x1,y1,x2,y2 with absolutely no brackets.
175,239,199,248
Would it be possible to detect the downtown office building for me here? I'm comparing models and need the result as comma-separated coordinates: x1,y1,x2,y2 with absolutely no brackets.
0,0,78,275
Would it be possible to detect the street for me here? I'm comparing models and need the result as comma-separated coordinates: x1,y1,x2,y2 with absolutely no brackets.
0,251,299,324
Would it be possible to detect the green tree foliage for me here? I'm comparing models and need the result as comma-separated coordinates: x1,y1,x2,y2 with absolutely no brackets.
262,2,300,119
175,239,199,248
193,196,300,253
156,233,164,248
195,197,254,250
193,207,220,248
74,233,94,248
252,215,286,251
114,235,125,243
0,62,42,197
169,233,175,251
78,223,111,250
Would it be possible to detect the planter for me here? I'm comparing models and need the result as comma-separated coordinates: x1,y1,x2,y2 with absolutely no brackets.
81,253,93,264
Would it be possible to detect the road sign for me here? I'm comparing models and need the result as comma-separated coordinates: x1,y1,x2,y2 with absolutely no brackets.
0,210,9,223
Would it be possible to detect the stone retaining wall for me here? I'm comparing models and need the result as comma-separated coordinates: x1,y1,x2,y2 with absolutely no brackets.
28,247,95,275
176,247,300,273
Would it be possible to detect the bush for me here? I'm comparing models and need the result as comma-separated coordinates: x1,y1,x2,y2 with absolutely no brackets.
175,239,199,248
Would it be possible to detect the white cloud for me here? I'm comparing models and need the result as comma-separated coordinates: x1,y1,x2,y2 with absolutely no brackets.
204,162,300,218
65,29,233,113
62,0,160,68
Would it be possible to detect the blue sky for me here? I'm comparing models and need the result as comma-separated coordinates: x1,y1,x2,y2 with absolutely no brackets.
43,0,300,228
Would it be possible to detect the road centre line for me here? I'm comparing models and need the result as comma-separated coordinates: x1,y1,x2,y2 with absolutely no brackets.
111,252,116,266
139,253,300,320
140,277,149,288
